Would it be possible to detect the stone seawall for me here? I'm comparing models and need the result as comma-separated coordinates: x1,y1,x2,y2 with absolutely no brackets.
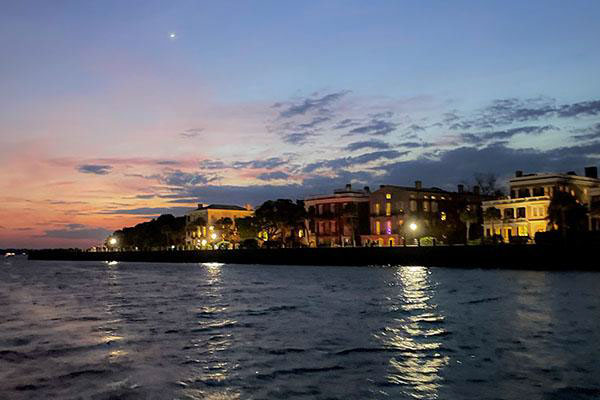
27,245,596,270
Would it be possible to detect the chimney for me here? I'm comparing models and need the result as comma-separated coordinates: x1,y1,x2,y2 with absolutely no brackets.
515,170,523,177
363,186,370,193
585,166,598,179
457,184,464,193
415,180,422,190
345,183,352,191
473,185,480,195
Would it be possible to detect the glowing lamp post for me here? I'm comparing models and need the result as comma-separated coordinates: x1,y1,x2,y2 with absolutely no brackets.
405,222,418,247
108,237,118,251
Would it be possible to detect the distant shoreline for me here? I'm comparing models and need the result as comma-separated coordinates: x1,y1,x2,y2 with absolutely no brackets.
27,245,597,271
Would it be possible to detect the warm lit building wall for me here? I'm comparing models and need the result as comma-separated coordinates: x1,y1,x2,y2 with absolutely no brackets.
305,184,370,246
185,204,254,247
482,196,551,242
362,181,490,246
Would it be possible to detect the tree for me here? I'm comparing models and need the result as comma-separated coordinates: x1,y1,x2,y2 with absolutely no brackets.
254,199,307,246
484,207,501,242
107,214,186,250
214,217,236,243
236,216,261,241
547,191,588,237
459,206,479,244
342,203,360,247
474,173,504,197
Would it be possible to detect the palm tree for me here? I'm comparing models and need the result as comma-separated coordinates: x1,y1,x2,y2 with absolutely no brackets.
342,203,360,247
484,207,501,243
460,206,479,244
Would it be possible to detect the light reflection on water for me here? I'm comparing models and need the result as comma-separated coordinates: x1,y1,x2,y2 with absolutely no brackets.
2,260,600,400
378,266,449,399
181,261,238,399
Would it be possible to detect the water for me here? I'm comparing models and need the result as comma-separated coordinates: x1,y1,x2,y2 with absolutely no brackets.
1,258,599,400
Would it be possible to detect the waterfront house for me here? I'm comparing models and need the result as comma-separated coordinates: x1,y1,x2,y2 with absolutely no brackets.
482,167,600,242
304,184,370,247
185,204,254,249
361,181,489,246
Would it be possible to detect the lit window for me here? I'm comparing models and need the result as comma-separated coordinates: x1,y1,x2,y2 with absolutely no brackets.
386,220,392,234
385,193,391,199
410,200,417,212
423,201,430,212
375,203,380,215
375,221,381,235
385,203,391,216
440,212,447,221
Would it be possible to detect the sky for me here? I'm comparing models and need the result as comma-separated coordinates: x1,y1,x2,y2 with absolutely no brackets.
1,0,600,248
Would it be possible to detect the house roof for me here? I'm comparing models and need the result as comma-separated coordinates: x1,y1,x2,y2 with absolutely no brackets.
197,204,249,211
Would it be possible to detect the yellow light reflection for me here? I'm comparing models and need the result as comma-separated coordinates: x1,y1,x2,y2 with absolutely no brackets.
378,266,449,399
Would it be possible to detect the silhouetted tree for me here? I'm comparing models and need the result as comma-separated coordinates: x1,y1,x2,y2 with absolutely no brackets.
547,191,588,236
254,199,307,246
484,207,501,243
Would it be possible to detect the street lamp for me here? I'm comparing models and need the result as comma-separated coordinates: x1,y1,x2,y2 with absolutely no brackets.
109,237,117,245
409,222,417,231
210,233,217,240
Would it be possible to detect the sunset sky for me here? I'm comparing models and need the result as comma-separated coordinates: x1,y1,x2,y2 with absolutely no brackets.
2,0,600,248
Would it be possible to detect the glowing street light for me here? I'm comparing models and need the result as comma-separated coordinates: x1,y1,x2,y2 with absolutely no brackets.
109,237,117,245
409,222,417,231
210,233,217,240
201,239,207,246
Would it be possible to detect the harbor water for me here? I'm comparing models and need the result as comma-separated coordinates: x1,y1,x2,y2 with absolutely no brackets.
1,258,599,399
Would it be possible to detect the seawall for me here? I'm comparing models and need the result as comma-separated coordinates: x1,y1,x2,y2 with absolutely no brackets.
27,245,597,270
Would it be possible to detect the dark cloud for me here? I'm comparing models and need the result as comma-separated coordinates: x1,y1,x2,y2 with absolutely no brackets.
405,124,426,133
303,150,406,173
156,160,179,165
333,118,361,130
41,225,111,240
77,164,112,175
557,100,600,118
233,157,287,169
348,119,398,136
450,98,600,130
296,116,331,130
572,123,600,141
461,125,554,144
180,128,204,138
346,139,391,151
161,170,216,186
397,141,434,148
256,171,290,181
199,160,227,170
276,91,350,118
100,207,193,216
379,141,600,189
281,132,313,145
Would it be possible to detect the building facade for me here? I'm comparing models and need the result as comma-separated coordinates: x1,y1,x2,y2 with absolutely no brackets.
483,167,600,242
361,181,488,246
588,186,600,231
304,184,370,247
185,204,254,248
